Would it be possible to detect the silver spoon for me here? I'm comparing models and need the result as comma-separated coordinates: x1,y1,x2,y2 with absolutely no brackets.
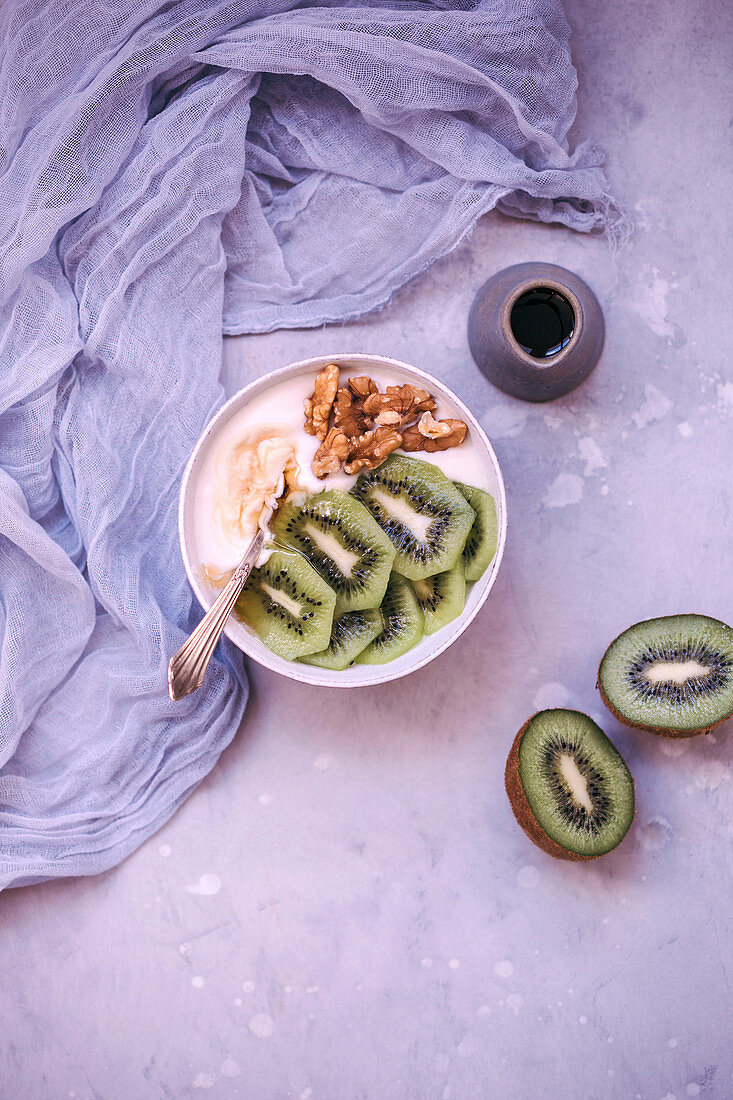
168,529,264,701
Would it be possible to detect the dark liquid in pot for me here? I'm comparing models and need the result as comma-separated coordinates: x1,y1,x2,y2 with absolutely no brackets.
510,288,575,358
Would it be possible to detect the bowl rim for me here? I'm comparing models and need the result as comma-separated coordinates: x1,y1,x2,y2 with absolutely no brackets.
178,352,508,687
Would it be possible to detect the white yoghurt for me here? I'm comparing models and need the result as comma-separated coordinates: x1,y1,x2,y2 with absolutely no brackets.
193,366,491,577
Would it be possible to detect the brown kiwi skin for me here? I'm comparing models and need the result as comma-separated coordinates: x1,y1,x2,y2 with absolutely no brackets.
505,716,597,862
596,635,733,738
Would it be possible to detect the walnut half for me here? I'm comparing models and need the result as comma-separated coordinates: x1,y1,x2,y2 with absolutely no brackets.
400,415,468,452
362,384,436,429
312,426,350,478
333,386,371,441
344,426,403,474
304,362,339,441
347,376,378,400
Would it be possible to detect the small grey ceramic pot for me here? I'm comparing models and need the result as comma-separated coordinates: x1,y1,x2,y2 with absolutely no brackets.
467,262,605,402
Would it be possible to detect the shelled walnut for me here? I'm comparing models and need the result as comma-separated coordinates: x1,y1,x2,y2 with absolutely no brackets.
400,416,467,452
312,426,350,478
362,384,436,429
347,376,378,401
344,426,403,474
334,388,370,440
304,362,339,441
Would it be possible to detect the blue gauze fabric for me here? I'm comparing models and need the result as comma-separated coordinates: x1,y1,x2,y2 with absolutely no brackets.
0,0,624,889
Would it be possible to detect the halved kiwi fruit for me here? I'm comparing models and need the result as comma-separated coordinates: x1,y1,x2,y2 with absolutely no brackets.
272,490,395,613
505,709,635,861
352,454,475,581
412,560,466,636
235,549,336,660
454,482,498,583
598,614,733,736
357,573,424,665
299,609,382,670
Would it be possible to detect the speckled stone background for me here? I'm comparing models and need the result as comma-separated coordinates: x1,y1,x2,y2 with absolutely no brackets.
3,3,732,1098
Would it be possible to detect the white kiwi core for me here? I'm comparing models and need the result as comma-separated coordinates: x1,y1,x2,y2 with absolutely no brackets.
558,753,594,814
303,522,360,576
260,581,303,618
644,659,711,685
370,488,433,541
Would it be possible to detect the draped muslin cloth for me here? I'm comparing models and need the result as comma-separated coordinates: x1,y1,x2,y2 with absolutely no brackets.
0,0,624,889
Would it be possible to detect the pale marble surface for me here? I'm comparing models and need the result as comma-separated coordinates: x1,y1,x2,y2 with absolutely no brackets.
3,2,732,1098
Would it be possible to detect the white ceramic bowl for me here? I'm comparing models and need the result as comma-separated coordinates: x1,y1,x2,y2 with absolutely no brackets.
179,353,507,687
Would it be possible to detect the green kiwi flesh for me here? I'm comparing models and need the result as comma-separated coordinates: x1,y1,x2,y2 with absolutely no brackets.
505,709,635,860
357,573,424,665
272,489,395,613
352,454,475,581
412,560,466,636
598,614,733,736
235,549,336,660
299,609,382,670
454,482,498,582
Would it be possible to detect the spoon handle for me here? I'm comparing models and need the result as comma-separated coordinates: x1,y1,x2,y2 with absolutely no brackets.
168,529,264,701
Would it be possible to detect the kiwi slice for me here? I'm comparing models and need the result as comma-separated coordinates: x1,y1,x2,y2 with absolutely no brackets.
272,490,395,613
235,549,336,660
299,609,382,670
598,614,733,736
357,573,424,665
505,709,635,861
412,560,466,636
454,482,498,583
352,454,475,581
